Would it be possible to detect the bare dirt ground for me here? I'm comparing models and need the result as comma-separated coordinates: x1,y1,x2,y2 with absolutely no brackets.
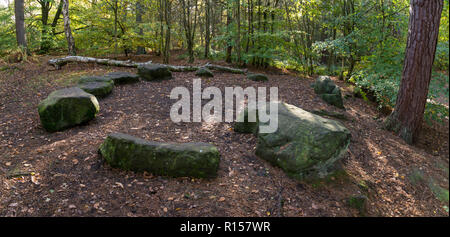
0,54,448,217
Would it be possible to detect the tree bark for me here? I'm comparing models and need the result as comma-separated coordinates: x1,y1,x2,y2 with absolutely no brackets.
235,0,241,64
225,1,233,63
163,0,171,64
62,0,76,55
50,0,63,34
136,0,146,55
204,0,211,58
180,0,199,63
385,0,443,144
38,0,51,53
14,0,27,50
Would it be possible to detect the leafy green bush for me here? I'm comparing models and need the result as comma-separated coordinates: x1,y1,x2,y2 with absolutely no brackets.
351,38,449,123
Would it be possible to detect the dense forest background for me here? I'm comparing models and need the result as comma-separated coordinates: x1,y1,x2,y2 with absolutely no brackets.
0,0,449,122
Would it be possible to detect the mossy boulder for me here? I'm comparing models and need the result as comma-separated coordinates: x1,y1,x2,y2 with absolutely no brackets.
247,73,269,82
105,71,140,84
78,75,113,85
77,81,113,98
137,64,173,81
320,93,344,108
314,76,336,94
38,87,100,132
314,76,344,108
99,133,220,178
255,102,351,180
195,67,214,77
234,107,258,134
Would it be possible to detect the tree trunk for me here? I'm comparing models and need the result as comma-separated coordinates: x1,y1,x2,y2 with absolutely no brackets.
62,0,76,55
385,0,443,144
39,0,51,53
51,1,63,35
204,0,210,58
113,0,118,58
14,0,27,50
235,0,241,65
180,0,198,63
136,0,146,55
225,1,232,63
163,0,171,64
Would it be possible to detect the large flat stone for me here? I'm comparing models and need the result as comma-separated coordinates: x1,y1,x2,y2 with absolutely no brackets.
77,81,113,98
105,71,140,84
99,133,220,178
137,64,173,81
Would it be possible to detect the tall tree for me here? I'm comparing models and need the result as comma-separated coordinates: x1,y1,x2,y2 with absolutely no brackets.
136,0,146,55
14,0,27,50
38,0,63,53
385,0,443,144
225,0,232,63
162,0,172,63
62,0,75,55
180,0,199,63
204,0,211,58
235,0,241,64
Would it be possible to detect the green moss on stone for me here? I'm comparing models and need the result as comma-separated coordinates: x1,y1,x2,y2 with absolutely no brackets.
99,133,220,178
37,87,99,132
105,71,140,84
247,73,269,82
137,64,173,81
255,102,351,180
77,81,113,98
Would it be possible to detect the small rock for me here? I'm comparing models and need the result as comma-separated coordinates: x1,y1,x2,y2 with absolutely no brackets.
247,73,269,81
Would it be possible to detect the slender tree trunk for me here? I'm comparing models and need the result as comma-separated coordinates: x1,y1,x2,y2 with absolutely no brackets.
14,0,27,50
51,1,63,35
245,0,251,54
136,0,146,54
39,0,50,53
225,1,232,63
235,0,241,64
385,0,443,144
113,0,118,58
158,0,164,56
163,0,171,64
181,0,198,63
204,0,210,58
62,0,76,55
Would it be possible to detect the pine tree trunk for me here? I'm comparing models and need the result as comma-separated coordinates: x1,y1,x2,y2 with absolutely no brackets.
14,0,27,49
385,0,443,144
62,0,76,56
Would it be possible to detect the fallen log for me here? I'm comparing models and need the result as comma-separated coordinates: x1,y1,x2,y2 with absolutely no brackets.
48,56,248,74
47,56,152,69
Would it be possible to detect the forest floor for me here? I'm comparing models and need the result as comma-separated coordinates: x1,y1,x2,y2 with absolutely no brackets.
0,53,448,217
